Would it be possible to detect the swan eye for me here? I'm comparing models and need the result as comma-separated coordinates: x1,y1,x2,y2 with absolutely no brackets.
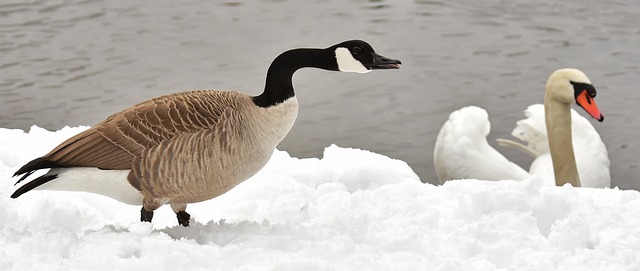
570,81,597,99
352,47,361,55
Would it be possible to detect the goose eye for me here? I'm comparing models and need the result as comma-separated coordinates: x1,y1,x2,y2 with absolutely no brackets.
352,47,361,55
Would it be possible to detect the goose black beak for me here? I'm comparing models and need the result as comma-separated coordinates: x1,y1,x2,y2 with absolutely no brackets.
370,53,402,70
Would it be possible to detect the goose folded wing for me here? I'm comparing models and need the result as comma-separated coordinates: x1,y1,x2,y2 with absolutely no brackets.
44,90,236,170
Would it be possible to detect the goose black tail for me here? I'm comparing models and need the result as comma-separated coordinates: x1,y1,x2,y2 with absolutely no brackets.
13,157,65,181
11,174,59,198
12,157,66,198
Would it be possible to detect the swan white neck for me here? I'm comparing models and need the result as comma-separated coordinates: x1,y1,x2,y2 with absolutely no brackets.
544,80,581,187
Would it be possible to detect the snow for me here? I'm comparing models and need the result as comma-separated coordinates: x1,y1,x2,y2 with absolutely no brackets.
1,126,640,270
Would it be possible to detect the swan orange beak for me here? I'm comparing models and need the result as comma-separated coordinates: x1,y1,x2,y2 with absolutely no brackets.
576,90,604,122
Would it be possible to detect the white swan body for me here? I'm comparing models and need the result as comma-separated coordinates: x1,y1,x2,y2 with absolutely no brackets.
433,106,531,182
434,105,610,187
434,69,610,188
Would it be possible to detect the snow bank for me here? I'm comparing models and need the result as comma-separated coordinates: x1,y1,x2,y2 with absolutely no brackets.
1,126,639,270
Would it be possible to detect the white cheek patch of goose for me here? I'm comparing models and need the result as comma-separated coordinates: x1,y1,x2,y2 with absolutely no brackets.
335,47,370,73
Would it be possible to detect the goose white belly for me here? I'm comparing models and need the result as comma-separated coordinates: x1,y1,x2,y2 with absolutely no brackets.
36,168,142,205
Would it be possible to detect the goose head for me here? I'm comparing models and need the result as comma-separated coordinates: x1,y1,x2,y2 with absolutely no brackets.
545,68,604,122
330,40,402,73
255,40,401,108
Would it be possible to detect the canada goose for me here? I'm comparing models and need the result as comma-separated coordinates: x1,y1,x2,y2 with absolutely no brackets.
433,68,609,187
11,40,402,226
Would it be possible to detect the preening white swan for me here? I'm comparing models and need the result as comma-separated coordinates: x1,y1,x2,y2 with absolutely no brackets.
433,69,610,188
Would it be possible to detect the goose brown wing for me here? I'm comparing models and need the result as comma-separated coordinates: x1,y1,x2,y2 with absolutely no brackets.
43,90,244,170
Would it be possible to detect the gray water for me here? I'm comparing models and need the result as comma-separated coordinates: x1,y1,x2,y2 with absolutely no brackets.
1,0,638,190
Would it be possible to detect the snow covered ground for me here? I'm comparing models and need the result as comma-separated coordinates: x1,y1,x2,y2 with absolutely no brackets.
1,126,639,270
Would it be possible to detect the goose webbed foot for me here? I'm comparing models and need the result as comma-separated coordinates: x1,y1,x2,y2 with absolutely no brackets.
176,210,191,227
171,203,190,227
140,207,154,223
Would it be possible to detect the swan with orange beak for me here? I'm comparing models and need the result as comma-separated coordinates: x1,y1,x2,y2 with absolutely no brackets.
544,68,605,186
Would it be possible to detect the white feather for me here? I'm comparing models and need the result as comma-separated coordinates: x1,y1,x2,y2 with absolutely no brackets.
335,48,370,73
434,106,530,182
37,168,142,205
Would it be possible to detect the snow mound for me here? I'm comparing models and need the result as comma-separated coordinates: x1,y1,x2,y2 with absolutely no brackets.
1,126,639,270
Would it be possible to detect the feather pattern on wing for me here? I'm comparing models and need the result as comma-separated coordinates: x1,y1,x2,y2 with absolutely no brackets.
42,90,247,171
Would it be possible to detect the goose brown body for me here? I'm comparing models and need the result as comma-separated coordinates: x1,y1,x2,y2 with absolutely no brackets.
46,90,298,205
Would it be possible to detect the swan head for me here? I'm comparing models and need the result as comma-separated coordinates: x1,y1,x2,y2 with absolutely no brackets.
545,68,604,122
330,40,402,73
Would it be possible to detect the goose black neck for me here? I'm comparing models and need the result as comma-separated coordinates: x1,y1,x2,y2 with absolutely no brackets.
252,48,337,107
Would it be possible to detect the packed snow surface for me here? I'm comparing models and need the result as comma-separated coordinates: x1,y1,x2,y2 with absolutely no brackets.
1,126,639,270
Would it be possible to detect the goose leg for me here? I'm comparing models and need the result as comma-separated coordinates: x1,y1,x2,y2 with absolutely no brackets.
176,211,191,227
140,207,154,222
141,198,161,223
171,203,191,227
